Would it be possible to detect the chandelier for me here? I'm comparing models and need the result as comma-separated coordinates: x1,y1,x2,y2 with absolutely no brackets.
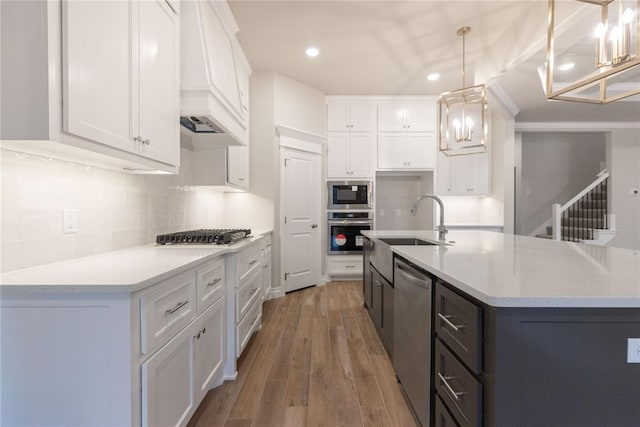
540,0,640,103
438,26,488,157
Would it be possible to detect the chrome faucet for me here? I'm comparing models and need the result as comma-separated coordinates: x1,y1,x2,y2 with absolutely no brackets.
410,193,448,241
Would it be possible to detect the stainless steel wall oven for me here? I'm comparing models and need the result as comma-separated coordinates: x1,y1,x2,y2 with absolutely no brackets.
327,211,373,255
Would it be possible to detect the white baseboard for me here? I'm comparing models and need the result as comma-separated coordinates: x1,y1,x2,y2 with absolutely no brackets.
267,287,285,299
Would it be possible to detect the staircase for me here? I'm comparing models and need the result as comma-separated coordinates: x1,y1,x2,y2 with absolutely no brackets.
536,171,616,245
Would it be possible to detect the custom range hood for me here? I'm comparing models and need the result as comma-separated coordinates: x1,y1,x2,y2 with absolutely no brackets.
180,0,251,147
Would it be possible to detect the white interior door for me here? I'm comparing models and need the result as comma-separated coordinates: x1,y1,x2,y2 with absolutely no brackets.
282,148,321,293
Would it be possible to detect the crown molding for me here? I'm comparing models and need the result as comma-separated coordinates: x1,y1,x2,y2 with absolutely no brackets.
515,122,640,132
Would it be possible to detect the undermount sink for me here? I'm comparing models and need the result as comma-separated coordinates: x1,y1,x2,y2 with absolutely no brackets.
378,237,436,246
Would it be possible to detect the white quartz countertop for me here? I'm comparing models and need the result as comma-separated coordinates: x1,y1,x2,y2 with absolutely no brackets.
0,230,272,294
362,230,640,308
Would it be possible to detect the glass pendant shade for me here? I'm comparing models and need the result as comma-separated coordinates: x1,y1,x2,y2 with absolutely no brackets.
438,26,489,157
540,0,640,103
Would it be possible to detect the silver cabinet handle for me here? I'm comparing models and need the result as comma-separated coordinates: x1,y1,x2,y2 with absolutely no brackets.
248,260,258,266
166,300,188,315
134,136,142,143
345,265,356,269
262,265,268,269
238,177,245,181
207,277,222,287
311,224,318,229
438,373,466,401
437,313,465,331
142,138,150,145
266,243,272,247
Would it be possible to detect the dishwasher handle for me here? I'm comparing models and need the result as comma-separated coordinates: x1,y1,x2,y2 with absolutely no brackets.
396,262,430,289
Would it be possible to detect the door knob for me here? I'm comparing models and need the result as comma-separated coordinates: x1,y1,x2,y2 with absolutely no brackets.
311,224,318,229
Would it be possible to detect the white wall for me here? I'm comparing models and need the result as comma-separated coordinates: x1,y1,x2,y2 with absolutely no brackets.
608,128,640,250
517,132,606,236
273,74,326,136
0,147,225,272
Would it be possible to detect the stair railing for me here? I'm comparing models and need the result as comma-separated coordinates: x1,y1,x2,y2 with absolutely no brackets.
552,170,609,241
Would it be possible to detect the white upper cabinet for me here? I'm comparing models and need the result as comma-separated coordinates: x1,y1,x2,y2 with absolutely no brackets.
378,101,436,132
137,0,180,165
327,102,376,132
378,132,436,170
436,151,491,196
0,0,180,173
227,146,249,188
327,133,373,179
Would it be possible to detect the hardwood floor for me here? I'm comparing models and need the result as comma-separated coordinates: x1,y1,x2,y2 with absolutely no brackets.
187,281,418,427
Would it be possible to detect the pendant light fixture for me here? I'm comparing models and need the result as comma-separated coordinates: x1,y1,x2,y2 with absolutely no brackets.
540,0,640,103
438,26,488,157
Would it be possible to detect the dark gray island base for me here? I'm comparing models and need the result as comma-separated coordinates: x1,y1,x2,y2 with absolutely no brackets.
362,236,640,427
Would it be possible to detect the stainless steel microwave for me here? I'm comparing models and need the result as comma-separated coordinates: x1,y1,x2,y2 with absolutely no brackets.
327,181,373,209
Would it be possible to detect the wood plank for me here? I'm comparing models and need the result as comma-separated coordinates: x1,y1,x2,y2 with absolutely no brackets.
328,326,359,407
369,355,418,427
361,406,393,427
282,406,308,427
223,420,252,427
284,336,312,407
334,404,363,427
307,291,334,427
253,379,287,427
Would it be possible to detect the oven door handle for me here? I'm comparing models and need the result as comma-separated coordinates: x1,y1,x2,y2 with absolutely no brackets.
328,220,373,225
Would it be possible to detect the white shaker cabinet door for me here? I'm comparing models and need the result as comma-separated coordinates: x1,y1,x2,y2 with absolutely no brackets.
227,146,249,188
348,133,373,178
348,103,376,132
327,133,349,178
137,0,179,166
405,102,436,132
377,102,405,131
405,132,436,169
327,103,350,132
142,324,195,427
436,151,453,195
377,133,404,169
63,0,136,153
193,299,225,404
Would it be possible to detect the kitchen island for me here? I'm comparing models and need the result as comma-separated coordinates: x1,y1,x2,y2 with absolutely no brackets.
362,230,640,427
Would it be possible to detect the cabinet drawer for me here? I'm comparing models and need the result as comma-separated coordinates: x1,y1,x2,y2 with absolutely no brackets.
435,394,460,427
236,244,261,285
435,283,482,373
260,235,272,257
236,297,262,357
196,257,225,313
236,267,262,323
435,340,482,427
327,259,362,275
140,272,197,355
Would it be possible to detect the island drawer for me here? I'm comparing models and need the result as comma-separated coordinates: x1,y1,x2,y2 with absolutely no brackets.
196,257,225,313
435,394,460,427
140,271,197,355
435,339,482,427
435,282,482,374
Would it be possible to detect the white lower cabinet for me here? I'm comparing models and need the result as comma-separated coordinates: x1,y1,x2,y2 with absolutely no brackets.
142,320,196,427
327,254,363,277
193,298,225,404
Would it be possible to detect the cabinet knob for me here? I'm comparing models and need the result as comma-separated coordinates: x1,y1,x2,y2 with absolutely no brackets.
142,139,150,145
238,177,245,181
202,327,206,335
134,136,142,143
311,224,318,229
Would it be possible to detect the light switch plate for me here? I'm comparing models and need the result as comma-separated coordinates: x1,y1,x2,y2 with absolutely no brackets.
63,209,78,234
627,338,640,363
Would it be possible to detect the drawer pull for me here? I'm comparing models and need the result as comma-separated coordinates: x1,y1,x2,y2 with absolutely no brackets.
248,260,258,266
262,265,268,269
438,373,467,401
345,265,356,268
207,277,222,287
438,313,465,332
266,243,272,247
166,300,188,315
249,288,259,296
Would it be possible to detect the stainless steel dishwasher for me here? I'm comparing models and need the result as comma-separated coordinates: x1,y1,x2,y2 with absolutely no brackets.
393,257,433,427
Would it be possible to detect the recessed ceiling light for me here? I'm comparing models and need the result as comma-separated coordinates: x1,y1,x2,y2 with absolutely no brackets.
558,62,575,71
305,47,320,57
427,73,440,81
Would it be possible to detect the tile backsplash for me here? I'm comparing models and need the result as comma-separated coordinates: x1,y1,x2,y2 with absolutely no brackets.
0,148,225,273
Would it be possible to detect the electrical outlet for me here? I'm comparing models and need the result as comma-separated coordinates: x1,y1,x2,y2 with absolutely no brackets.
63,209,78,234
627,338,640,363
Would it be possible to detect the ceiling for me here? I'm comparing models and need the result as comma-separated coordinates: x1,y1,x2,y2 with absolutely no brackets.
228,0,640,123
